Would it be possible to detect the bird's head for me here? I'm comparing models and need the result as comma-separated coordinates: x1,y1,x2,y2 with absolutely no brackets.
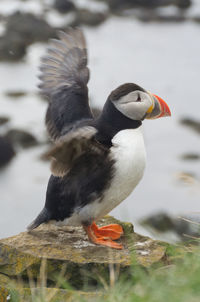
109,83,171,121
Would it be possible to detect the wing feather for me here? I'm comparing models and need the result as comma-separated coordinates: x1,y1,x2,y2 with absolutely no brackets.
38,28,93,141
44,126,107,177
39,28,89,95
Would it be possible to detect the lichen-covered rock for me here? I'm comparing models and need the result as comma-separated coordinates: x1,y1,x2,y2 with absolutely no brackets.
0,216,169,299
0,274,10,288
0,274,12,302
5,288,101,302
0,287,9,302
0,243,40,276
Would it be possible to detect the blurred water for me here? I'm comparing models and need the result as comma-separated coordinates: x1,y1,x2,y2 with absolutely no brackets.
0,8,200,238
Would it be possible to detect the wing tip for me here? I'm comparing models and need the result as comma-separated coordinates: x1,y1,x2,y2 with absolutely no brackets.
27,208,50,231
38,27,89,96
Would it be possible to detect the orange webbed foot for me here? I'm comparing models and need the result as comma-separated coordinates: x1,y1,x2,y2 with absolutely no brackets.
91,222,123,240
84,223,124,250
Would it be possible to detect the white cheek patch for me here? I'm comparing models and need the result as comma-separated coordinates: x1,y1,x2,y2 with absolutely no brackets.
112,91,153,121
115,102,146,120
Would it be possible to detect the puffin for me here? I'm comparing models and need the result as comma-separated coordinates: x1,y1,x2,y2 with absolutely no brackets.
27,28,171,249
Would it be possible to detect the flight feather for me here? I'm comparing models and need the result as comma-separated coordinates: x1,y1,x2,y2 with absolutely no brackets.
38,28,93,141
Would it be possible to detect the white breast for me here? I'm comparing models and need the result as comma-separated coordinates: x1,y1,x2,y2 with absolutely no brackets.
57,127,146,227
78,127,146,223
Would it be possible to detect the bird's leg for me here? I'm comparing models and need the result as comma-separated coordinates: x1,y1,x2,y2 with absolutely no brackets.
84,224,123,250
91,222,123,240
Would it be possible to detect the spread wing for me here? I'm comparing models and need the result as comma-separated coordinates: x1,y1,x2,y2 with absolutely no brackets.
39,28,93,141
44,126,108,177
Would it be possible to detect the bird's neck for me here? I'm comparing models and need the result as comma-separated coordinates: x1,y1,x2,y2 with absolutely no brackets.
95,100,142,147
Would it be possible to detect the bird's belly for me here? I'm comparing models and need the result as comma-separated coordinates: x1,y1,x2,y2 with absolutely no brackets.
79,128,146,222
56,128,146,227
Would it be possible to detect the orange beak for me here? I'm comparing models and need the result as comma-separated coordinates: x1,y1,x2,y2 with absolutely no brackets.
146,93,171,119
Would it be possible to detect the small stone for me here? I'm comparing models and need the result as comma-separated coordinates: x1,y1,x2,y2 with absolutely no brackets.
176,172,197,185
141,213,175,232
176,0,191,9
180,117,200,135
140,212,200,242
5,129,39,149
73,9,108,27
5,91,27,98
0,116,10,126
100,0,191,12
54,0,76,14
193,16,200,24
180,153,200,161
0,136,15,168
0,33,27,61
138,13,186,23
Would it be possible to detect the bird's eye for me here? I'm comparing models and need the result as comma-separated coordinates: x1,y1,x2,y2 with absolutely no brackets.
136,94,141,102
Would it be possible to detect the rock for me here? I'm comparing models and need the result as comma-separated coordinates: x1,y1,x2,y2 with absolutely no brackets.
5,129,39,149
0,273,11,288
0,216,169,297
137,12,186,23
5,91,27,98
140,212,200,242
0,12,56,61
141,213,175,232
99,0,132,12
193,16,200,24
0,116,10,126
99,0,191,12
72,9,108,27
0,136,15,168
0,275,9,302
0,33,27,61
176,0,191,9
176,172,197,185
6,12,56,44
54,0,76,14
180,153,200,161
180,117,200,135
1,287,101,302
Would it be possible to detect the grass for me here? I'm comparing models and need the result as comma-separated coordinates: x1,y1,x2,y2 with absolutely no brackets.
99,249,200,302
6,243,200,302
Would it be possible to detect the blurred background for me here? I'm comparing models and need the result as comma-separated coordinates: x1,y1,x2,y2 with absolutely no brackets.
0,0,200,242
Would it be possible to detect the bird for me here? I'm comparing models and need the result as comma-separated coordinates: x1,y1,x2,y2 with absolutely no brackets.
27,28,171,249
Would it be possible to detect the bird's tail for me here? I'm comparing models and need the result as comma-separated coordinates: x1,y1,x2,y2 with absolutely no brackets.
27,208,50,231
